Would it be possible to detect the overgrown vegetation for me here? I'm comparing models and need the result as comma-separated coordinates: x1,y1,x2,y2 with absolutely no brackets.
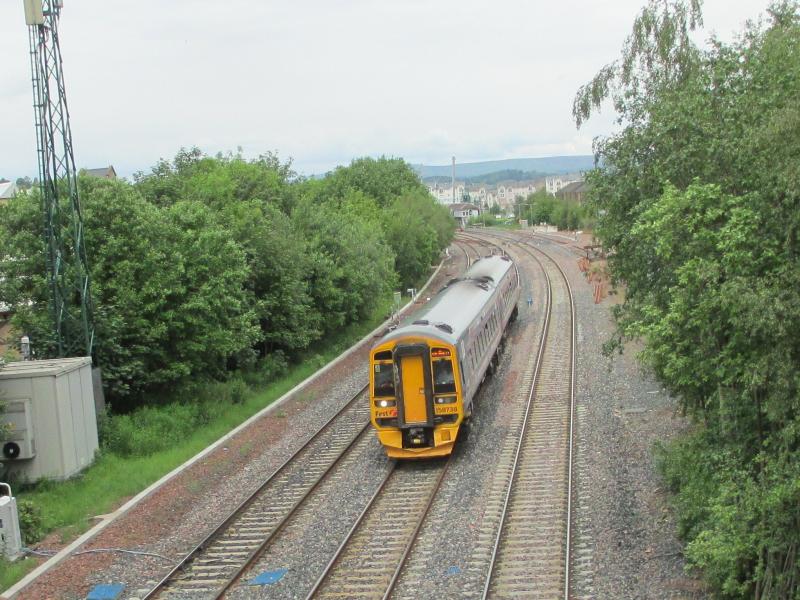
0,153,452,409
0,259,397,589
468,212,501,227
0,153,451,585
576,1,800,596
514,190,591,230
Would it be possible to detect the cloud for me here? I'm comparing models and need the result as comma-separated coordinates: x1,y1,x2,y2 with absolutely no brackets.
0,0,775,179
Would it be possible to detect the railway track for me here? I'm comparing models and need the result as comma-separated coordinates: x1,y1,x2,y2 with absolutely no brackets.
460,231,577,599
145,386,371,599
149,231,575,600
457,236,492,265
306,458,450,599
145,241,483,600
453,239,473,267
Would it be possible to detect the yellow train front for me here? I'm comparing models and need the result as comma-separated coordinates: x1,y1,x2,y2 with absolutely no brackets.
370,255,520,458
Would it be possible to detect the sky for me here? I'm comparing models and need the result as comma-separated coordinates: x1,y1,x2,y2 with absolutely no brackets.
0,0,775,179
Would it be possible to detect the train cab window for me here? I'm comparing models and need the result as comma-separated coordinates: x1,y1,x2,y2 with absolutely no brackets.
373,362,395,397
432,358,456,394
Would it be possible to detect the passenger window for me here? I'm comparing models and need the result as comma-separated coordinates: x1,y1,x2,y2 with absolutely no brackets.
432,359,456,394
373,362,395,397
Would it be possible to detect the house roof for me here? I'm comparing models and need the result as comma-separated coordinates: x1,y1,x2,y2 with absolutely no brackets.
557,180,588,195
0,181,17,199
83,166,117,179
449,203,480,211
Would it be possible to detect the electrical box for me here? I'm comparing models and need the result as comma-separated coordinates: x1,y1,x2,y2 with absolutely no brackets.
0,357,98,482
0,483,22,561
2,399,35,460
23,0,45,25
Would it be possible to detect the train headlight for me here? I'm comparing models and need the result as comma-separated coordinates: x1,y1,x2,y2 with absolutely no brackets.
377,399,396,408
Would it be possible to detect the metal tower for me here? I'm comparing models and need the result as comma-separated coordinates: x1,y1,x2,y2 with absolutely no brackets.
25,0,94,357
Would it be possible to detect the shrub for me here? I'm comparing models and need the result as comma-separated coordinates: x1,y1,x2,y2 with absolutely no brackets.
17,499,44,545
228,378,249,405
100,403,202,457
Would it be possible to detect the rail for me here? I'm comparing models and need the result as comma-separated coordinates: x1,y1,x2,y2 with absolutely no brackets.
145,385,370,599
461,230,577,599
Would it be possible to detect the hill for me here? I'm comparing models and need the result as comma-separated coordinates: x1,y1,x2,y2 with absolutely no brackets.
425,169,550,185
412,156,594,179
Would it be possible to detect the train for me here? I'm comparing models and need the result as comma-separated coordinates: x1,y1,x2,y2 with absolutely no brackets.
369,254,520,458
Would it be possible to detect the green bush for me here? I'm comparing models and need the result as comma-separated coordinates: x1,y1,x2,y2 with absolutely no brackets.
228,378,249,405
0,150,447,414
98,375,258,457
468,213,497,227
17,499,44,545
242,351,288,388
657,427,800,598
101,403,204,458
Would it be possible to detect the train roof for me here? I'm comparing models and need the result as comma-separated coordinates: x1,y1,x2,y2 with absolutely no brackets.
378,254,515,348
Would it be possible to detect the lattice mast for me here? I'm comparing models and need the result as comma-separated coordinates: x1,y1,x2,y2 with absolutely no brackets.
24,0,94,357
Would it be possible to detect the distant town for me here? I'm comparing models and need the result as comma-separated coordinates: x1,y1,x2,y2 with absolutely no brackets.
414,156,593,215
426,173,587,214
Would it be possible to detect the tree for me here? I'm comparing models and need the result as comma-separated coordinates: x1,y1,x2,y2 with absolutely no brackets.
300,159,454,291
382,190,453,289
293,190,397,331
319,156,427,207
15,177,34,190
158,200,260,383
0,177,259,404
574,2,800,596
219,200,320,357
134,148,297,214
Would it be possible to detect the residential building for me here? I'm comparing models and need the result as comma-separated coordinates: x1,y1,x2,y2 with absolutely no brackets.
0,180,17,203
83,165,117,179
556,180,589,204
545,175,582,195
427,181,468,205
429,179,541,213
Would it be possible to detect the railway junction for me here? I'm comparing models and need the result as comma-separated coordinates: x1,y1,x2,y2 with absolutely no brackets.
2,231,699,600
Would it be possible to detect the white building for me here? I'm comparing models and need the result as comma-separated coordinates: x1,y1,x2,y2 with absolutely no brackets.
449,203,480,228
545,175,581,196
0,180,18,202
429,179,540,212
427,181,468,205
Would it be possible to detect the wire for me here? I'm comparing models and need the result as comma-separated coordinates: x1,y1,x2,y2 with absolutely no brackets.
22,546,172,561
73,548,172,561
22,547,56,557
